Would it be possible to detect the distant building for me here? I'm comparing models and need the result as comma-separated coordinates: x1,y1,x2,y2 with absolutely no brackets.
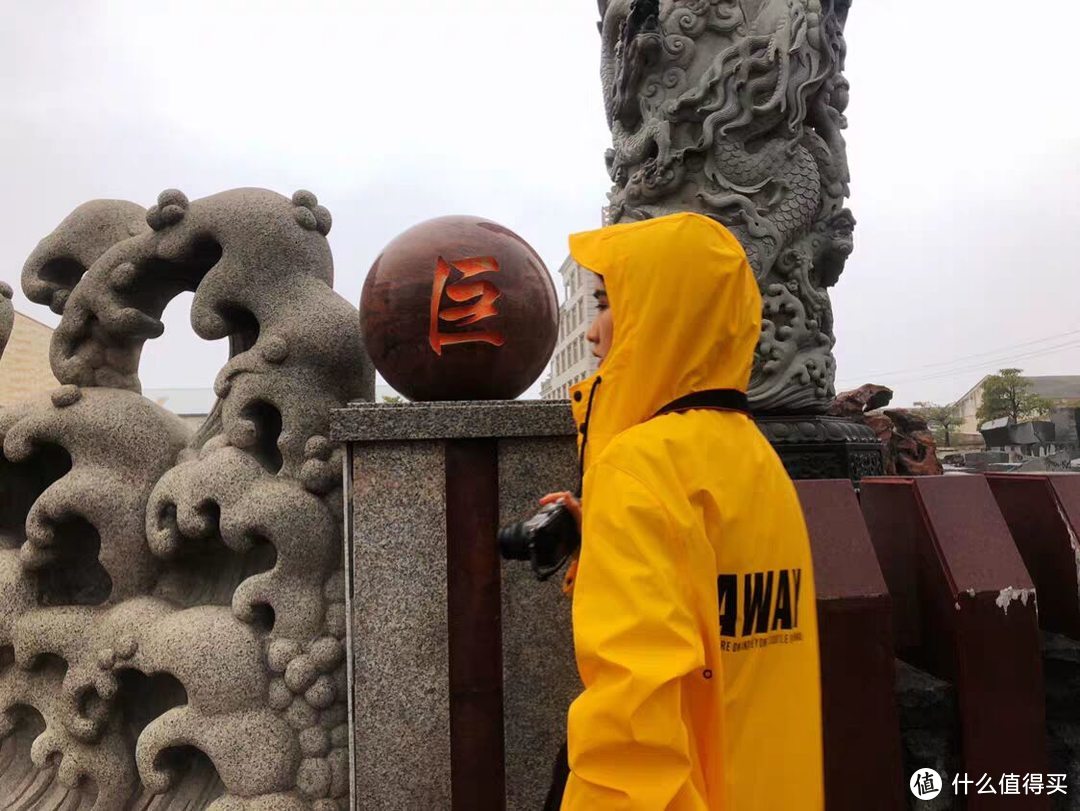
540,257,600,401
953,375,1080,435
0,311,58,408
145,385,396,428
980,416,1061,458
1050,406,1080,448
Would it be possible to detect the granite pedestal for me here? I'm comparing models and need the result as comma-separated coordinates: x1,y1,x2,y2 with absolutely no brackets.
331,401,579,811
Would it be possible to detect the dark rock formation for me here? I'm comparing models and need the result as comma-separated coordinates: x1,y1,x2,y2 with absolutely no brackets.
829,385,944,476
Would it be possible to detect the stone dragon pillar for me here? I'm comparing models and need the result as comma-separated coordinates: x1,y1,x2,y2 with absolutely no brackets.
597,0,881,479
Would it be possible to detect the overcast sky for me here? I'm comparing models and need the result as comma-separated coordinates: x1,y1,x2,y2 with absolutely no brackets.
3,0,1078,407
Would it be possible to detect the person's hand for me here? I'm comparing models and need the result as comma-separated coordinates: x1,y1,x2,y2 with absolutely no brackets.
539,491,582,531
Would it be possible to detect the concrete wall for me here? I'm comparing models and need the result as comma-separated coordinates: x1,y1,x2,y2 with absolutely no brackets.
955,386,984,435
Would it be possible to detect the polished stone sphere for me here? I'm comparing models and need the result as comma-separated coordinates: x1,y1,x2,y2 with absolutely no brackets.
360,216,558,401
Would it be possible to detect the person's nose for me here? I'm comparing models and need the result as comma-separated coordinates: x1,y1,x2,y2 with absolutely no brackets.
586,316,600,346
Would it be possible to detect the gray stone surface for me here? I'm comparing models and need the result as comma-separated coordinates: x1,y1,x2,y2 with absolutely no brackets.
1044,633,1080,810
895,659,957,811
597,0,854,413
341,413,582,810
331,400,577,442
0,282,12,361
499,436,581,811
0,188,374,809
348,441,451,810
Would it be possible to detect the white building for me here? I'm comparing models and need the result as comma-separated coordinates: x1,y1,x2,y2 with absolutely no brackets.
540,256,600,401
952,375,1080,435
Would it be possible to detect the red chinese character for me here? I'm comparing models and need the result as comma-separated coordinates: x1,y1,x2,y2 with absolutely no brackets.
429,256,506,356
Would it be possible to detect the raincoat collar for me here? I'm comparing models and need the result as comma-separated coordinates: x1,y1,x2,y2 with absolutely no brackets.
568,212,761,474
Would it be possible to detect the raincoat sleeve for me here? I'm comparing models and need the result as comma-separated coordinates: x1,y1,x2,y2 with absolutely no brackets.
562,462,709,811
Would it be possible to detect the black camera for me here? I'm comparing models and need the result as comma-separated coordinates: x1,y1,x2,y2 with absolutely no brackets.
498,502,580,581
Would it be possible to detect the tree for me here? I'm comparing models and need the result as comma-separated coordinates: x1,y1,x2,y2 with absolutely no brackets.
975,369,1052,426
913,401,961,447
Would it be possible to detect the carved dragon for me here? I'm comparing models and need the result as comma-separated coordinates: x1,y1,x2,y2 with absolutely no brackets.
599,0,854,412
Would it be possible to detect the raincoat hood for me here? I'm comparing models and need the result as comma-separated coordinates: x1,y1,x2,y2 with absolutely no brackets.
569,212,761,470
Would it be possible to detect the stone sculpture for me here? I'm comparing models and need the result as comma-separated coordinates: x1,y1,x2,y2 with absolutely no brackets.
0,188,373,809
828,386,944,476
598,0,853,413
362,215,559,401
869,409,944,477
0,283,12,360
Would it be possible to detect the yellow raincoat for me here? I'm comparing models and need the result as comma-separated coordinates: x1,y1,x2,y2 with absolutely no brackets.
562,213,823,810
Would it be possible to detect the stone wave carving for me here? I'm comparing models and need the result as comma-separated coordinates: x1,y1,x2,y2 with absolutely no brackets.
599,0,854,413
0,188,373,809
0,283,13,362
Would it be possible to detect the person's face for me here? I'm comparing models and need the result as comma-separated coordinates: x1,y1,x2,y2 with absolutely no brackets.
586,276,613,363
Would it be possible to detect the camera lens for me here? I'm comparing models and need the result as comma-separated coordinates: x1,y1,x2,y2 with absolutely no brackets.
498,524,531,561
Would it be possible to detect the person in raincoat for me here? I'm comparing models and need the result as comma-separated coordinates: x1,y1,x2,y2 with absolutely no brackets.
546,212,824,810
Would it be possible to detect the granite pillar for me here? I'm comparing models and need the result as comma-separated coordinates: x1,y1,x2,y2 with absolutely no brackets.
332,401,579,811
347,440,452,808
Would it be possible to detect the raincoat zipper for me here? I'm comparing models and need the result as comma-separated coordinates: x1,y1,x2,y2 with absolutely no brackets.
577,375,603,492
